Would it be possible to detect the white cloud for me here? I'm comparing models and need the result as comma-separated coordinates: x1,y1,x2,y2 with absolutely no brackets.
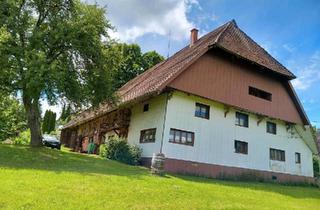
41,99,62,118
292,51,320,90
185,0,202,11
282,44,295,53
87,0,195,41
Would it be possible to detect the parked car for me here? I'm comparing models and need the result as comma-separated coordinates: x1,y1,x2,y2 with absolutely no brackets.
42,135,61,150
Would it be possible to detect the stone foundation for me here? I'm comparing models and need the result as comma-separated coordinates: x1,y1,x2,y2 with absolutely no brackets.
140,157,315,184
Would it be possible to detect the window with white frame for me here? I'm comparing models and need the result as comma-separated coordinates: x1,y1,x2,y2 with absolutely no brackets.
234,140,248,154
267,121,277,134
169,128,194,146
235,112,249,127
195,103,210,119
270,148,285,161
140,128,156,143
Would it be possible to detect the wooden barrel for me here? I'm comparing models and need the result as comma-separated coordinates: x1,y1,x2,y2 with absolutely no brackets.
151,153,165,175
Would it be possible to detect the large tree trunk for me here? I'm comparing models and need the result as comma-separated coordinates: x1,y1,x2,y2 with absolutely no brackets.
23,95,42,147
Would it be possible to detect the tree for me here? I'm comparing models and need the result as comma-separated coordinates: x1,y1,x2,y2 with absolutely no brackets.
142,51,165,70
0,0,113,146
60,104,67,121
0,93,27,141
42,110,56,134
60,104,72,121
111,43,164,90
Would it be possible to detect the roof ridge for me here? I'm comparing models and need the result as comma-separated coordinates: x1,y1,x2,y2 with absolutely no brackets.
214,20,235,44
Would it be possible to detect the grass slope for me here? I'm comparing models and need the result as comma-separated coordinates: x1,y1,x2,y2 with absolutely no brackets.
0,145,319,210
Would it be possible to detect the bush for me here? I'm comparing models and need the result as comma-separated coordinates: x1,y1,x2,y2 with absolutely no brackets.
104,136,142,165
99,144,106,158
12,129,30,145
129,145,142,165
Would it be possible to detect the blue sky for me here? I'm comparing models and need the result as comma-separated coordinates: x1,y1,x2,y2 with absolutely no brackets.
48,0,320,126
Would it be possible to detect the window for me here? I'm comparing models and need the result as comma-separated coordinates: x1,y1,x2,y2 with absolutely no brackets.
234,140,248,154
249,86,272,101
169,128,194,146
140,128,156,143
195,103,210,119
295,152,301,164
143,104,149,112
235,112,249,127
266,122,277,134
270,148,285,161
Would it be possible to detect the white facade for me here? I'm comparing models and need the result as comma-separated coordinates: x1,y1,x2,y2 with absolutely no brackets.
127,94,167,157
127,91,314,177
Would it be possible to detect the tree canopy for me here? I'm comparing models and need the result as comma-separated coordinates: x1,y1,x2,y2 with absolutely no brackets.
111,43,164,90
60,104,72,122
0,0,164,146
0,0,114,146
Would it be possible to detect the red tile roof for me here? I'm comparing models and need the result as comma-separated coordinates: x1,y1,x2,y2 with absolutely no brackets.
117,20,295,104
63,20,300,129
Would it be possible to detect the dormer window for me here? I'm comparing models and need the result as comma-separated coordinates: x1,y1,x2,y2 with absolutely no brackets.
249,86,272,101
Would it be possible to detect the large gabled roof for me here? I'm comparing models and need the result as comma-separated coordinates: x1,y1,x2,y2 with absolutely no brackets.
63,20,305,129
117,20,295,104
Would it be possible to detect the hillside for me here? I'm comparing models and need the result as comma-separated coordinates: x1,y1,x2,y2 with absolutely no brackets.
0,145,319,210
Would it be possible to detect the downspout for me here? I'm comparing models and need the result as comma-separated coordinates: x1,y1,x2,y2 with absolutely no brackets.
160,92,170,153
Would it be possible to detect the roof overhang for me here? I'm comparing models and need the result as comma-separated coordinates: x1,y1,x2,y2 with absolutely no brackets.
210,44,296,80
294,125,319,155
62,91,159,130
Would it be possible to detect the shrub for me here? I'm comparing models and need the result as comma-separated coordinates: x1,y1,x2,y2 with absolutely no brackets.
12,129,31,145
99,144,106,158
129,145,142,165
104,136,142,165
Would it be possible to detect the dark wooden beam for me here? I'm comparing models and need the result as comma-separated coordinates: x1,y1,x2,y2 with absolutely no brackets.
224,105,230,118
257,115,265,126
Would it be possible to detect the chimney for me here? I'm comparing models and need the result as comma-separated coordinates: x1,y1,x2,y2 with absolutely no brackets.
190,28,198,47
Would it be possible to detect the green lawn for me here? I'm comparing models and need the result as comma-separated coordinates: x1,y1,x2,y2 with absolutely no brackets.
0,145,319,210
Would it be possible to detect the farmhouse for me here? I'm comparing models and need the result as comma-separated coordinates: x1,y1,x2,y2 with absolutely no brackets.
61,20,318,182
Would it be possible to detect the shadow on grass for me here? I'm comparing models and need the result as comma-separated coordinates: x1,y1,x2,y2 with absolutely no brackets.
0,144,148,179
171,173,320,200
1,145,319,200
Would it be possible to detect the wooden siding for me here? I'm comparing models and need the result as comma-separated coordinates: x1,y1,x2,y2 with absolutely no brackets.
61,108,131,152
168,50,303,124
